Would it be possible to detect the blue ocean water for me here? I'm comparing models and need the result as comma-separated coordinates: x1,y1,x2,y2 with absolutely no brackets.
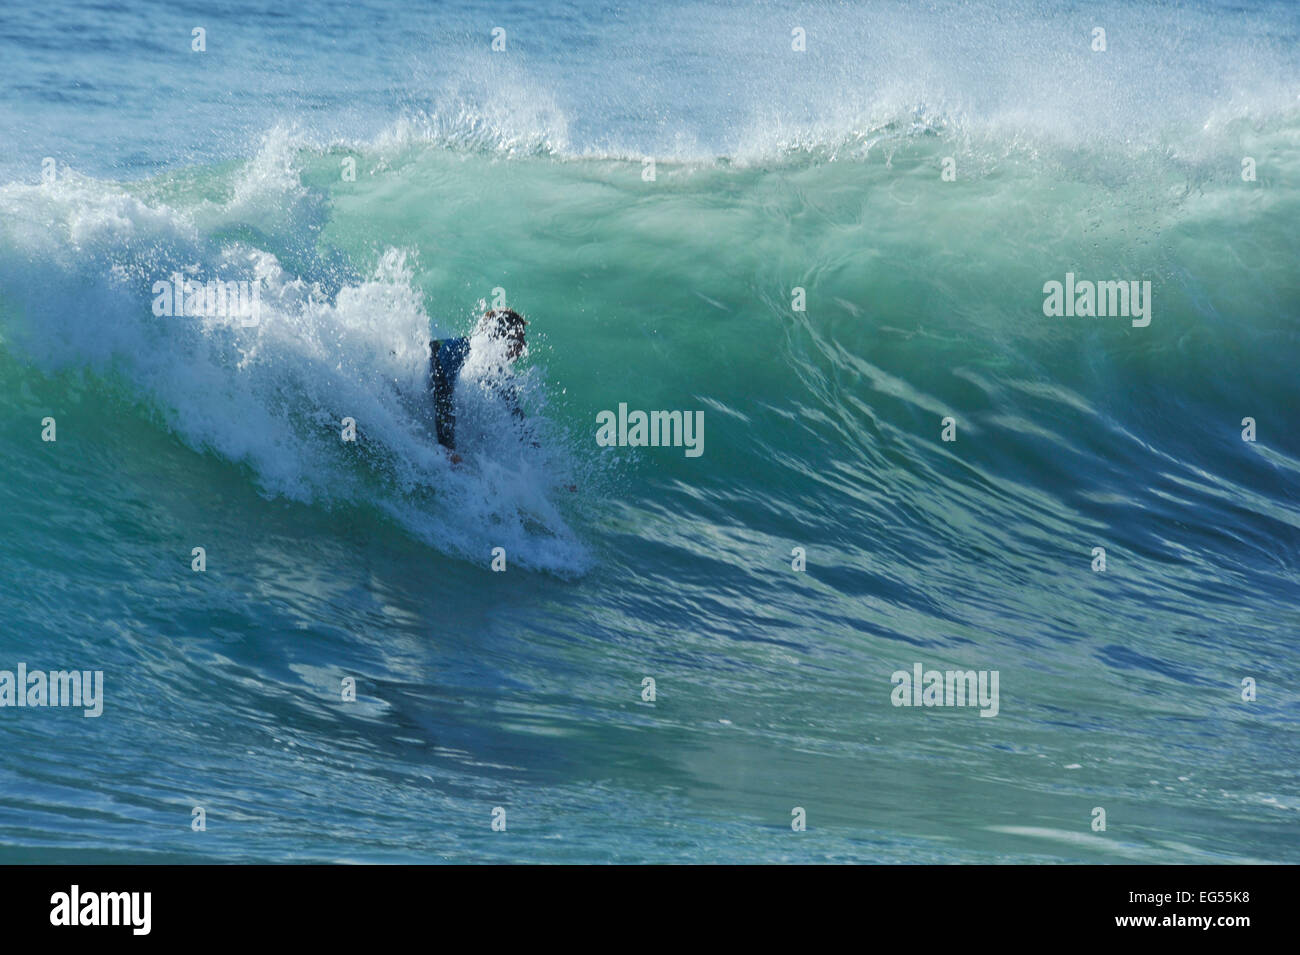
0,0,1297,862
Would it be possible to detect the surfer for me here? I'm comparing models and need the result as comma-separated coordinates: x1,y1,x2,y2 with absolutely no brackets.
429,309,575,492
429,308,528,465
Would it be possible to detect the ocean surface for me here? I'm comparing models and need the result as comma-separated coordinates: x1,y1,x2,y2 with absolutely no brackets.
0,0,1297,863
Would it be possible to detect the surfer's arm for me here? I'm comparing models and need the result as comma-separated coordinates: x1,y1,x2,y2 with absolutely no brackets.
430,339,461,454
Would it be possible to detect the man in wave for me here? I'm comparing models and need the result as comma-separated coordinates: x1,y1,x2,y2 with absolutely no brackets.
429,308,528,464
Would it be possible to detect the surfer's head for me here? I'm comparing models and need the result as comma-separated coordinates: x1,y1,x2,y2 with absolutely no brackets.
477,308,528,361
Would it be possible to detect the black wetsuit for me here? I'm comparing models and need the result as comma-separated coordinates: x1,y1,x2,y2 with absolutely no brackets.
430,337,471,449
430,337,524,450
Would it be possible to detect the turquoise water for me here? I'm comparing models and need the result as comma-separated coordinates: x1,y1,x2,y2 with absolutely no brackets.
0,0,1298,862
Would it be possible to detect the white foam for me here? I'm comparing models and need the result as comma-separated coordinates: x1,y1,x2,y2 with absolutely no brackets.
0,140,590,575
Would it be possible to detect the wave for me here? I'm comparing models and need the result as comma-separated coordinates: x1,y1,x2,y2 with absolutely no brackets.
1,101,1298,583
